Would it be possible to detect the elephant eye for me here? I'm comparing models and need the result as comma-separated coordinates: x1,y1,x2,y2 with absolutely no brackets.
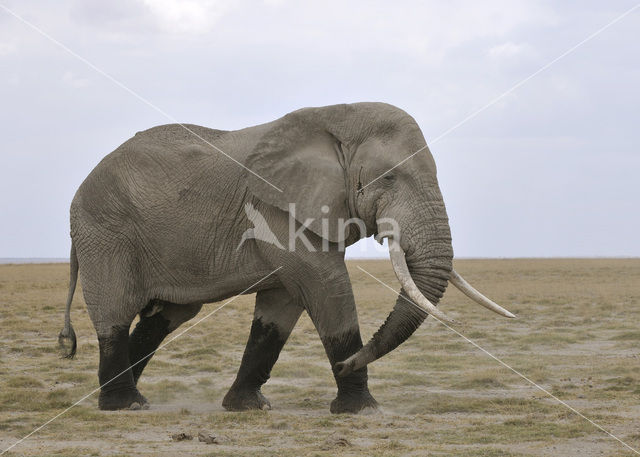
383,174,395,182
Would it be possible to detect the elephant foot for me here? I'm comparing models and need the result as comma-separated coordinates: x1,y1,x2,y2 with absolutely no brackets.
99,387,149,411
222,386,271,411
330,389,379,414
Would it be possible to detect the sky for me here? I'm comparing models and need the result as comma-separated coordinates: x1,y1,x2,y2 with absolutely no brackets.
0,0,638,259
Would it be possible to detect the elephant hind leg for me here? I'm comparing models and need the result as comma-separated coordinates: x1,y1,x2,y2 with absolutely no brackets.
97,324,147,410
77,238,153,410
84,297,147,410
128,300,202,385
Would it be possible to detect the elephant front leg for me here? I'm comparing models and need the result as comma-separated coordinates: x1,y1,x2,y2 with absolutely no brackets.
321,327,378,414
223,288,303,411
284,261,378,413
247,208,378,413
307,289,379,414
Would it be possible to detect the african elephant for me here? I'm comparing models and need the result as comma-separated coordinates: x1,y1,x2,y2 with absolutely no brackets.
58,102,514,413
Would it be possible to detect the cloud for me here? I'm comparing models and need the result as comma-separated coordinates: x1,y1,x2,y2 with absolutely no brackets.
140,0,235,34
213,1,557,64
7,73,20,84
0,42,16,55
62,71,90,88
0,0,638,257
488,42,527,59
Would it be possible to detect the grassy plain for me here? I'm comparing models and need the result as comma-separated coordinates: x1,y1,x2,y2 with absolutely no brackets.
1,258,639,456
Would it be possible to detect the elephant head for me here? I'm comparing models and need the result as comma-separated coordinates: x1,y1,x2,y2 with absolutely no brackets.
244,102,514,375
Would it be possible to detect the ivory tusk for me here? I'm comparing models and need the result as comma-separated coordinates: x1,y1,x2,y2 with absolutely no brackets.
449,269,516,318
388,238,458,324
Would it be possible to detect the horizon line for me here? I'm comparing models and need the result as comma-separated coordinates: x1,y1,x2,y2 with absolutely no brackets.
1,256,639,265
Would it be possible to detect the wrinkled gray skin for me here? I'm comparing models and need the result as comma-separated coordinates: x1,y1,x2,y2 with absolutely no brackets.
60,102,452,413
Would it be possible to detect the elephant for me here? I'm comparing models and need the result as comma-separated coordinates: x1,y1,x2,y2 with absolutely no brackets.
58,102,514,413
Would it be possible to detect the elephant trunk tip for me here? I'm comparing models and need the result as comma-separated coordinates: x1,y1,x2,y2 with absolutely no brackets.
334,347,374,377
334,360,355,378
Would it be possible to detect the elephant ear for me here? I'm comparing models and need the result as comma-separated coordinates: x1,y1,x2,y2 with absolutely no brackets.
244,112,350,243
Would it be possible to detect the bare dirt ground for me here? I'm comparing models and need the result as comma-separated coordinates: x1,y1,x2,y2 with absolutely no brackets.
1,258,639,456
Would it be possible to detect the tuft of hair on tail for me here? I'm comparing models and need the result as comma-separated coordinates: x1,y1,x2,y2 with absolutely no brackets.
58,241,79,359
58,325,77,359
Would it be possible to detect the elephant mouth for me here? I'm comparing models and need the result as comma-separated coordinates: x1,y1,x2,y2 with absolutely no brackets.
334,236,516,377
387,237,516,322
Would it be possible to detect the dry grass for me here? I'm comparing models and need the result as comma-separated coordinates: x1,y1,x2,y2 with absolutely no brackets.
1,259,640,456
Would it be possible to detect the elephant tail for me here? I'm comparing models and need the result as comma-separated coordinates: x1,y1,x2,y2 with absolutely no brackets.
58,242,78,359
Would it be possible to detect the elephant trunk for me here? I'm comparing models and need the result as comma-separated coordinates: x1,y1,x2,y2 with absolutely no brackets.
335,220,453,377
